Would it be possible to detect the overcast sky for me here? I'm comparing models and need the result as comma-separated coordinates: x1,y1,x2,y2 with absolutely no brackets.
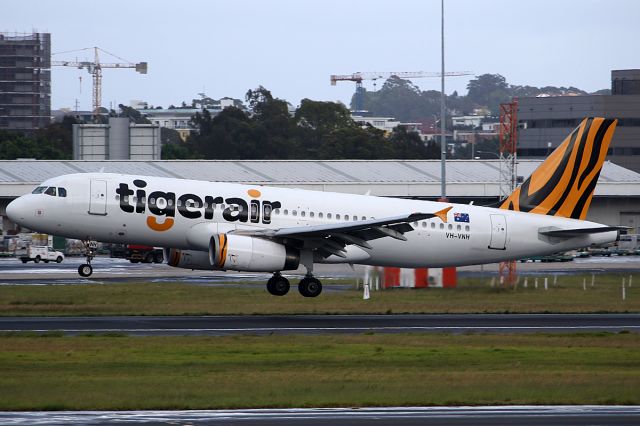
4,0,638,110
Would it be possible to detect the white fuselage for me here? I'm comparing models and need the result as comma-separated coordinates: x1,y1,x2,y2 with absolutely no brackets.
7,173,617,268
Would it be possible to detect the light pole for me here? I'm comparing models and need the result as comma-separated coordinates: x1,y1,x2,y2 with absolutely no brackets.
439,0,447,202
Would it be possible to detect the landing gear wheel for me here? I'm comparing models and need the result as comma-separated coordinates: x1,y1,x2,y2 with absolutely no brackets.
298,276,322,297
78,263,93,277
78,239,97,278
267,274,290,296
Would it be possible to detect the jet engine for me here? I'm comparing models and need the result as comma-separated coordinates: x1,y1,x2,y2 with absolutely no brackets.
167,234,300,272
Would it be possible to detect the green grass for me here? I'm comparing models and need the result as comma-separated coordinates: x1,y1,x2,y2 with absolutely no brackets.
0,274,638,316
0,333,638,410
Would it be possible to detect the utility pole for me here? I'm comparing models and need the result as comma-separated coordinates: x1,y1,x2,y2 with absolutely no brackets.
439,0,447,202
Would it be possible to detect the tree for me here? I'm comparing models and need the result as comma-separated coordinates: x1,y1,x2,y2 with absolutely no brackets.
466,74,510,115
389,126,439,159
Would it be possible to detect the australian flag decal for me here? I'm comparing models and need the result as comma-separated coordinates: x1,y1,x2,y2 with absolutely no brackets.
454,212,470,223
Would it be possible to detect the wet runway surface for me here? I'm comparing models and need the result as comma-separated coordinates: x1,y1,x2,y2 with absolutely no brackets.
2,255,640,286
1,406,639,425
2,313,638,336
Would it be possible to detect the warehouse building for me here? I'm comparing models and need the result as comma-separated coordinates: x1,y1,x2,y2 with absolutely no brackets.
1,159,640,234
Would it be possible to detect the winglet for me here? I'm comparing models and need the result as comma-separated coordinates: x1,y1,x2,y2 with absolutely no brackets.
434,206,452,223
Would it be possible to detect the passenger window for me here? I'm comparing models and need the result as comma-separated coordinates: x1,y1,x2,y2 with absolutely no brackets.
44,187,56,196
422,222,427,228
168,199,174,206
58,188,67,197
431,222,435,229
115,195,120,201
274,208,280,215
362,216,367,221
465,225,470,231
150,198,156,205
448,224,453,230
32,186,46,194
353,216,358,221
251,203,258,216
264,205,272,216
292,210,297,216
301,211,306,217
309,212,315,218
283,209,289,215
318,212,324,218
327,213,332,219
345,215,349,220
440,223,444,229
336,214,341,220
457,224,461,231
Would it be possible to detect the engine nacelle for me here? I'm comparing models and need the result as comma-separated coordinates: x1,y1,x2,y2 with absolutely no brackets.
166,248,213,270
210,234,300,272
166,235,299,272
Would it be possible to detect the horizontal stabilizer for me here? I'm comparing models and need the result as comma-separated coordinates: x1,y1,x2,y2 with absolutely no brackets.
539,226,627,238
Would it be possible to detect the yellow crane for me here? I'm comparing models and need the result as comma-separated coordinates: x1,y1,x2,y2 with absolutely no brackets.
52,47,147,115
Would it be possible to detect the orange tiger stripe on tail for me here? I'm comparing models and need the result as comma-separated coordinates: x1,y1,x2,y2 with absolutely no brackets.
500,117,617,220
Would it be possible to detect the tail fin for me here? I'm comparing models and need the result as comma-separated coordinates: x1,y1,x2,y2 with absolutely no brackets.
500,117,617,220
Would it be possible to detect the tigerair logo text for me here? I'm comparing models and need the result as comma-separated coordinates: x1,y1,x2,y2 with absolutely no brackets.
116,179,281,232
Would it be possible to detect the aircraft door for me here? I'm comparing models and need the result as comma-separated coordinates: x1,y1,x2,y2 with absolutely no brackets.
488,214,507,250
89,180,108,216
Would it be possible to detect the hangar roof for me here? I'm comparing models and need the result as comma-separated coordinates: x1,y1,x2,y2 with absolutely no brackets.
0,159,638,198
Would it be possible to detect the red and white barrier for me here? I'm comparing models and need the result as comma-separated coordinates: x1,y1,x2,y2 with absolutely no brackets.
375,266,457,288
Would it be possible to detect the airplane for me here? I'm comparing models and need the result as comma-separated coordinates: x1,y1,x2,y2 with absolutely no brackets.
6,117,623,297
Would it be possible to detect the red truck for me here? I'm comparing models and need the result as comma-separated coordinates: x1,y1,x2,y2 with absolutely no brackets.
126,245,164,263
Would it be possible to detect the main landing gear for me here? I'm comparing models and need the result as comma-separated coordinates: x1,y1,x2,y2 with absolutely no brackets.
78,240,97,278
266,273,323,297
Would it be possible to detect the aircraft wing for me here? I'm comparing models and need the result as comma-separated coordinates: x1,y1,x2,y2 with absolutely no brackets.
233,207,451,259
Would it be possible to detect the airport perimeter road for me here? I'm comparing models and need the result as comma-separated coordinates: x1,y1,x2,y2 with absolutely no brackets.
1,406,639,425
1,313,638,336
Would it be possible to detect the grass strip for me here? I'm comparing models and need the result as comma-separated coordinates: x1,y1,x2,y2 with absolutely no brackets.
0,332,638,410
0,274,638,316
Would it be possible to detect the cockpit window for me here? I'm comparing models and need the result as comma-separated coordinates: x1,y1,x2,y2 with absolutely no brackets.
44,187,56,196
32,186,46,194
58,187,67,197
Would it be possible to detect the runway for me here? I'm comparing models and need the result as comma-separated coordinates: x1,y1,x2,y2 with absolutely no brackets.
1,406,639,425
2,313,638,335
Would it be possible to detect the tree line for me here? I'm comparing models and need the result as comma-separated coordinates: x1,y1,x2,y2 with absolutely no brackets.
167,87,439,160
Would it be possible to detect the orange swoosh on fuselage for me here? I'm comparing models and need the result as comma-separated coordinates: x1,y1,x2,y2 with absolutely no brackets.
147,216,175,232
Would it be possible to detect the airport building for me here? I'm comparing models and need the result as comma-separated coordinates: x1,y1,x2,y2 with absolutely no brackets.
0,32,51,133
518,69,640,172
73,117,161,160
1,159,640,234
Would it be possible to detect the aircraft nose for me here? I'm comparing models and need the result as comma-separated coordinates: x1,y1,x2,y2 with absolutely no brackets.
6,196,27,224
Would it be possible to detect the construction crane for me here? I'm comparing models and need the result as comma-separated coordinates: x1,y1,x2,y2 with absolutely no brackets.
330,71,472,112
52,47,147,115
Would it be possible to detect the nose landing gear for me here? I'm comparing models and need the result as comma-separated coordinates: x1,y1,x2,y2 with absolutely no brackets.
78,240,97,277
